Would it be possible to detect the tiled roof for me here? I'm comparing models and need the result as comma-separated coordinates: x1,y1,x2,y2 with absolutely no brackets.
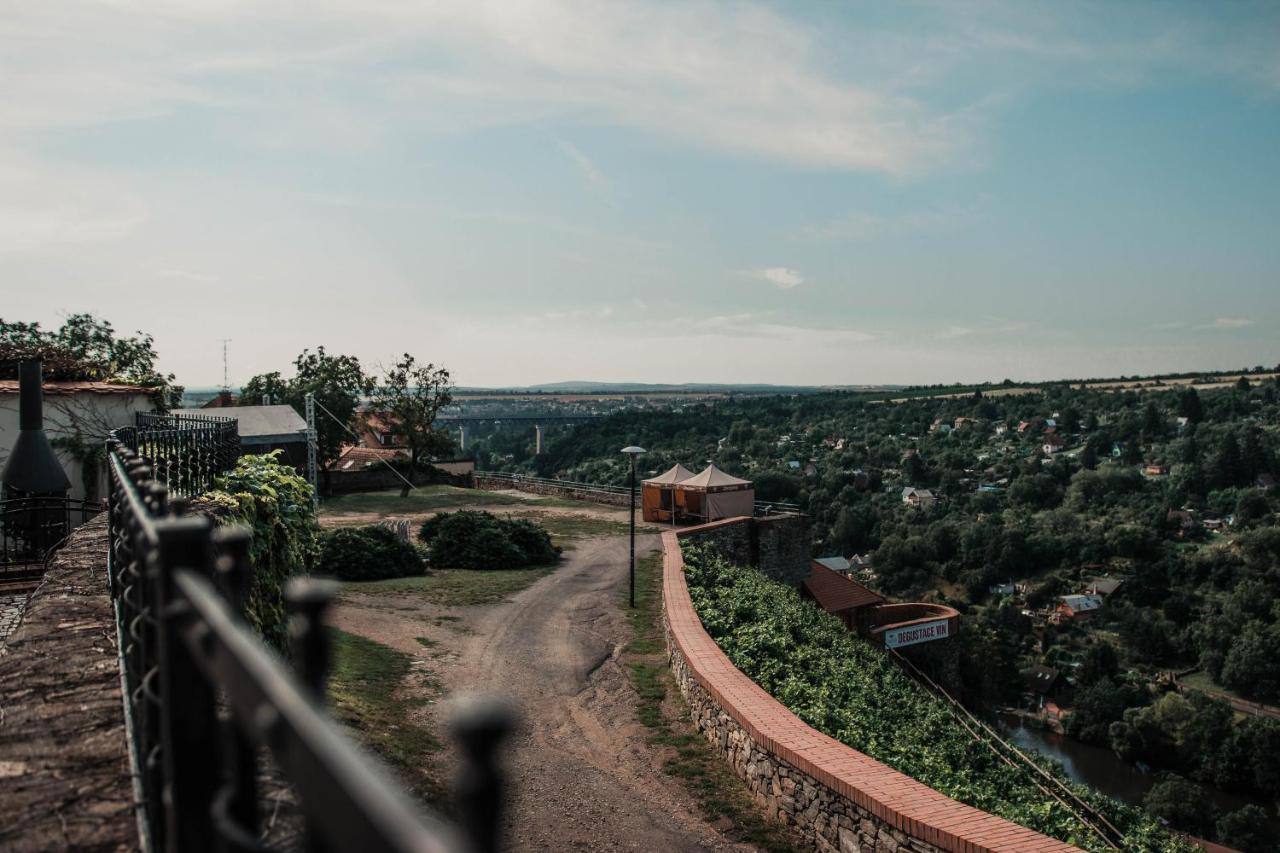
0,380,153,396
803,562,884,613
329,444,408,470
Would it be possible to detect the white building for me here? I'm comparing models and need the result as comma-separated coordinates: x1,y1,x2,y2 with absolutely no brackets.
0,380,157,501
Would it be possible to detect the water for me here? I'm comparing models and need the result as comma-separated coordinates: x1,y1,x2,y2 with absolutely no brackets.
999,715,1280,837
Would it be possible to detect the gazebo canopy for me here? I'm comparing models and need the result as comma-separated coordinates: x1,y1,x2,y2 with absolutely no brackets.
676,464,752,492
643,463,695,486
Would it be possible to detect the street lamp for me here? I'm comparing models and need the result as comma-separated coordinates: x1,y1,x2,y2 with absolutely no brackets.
621,445,646,608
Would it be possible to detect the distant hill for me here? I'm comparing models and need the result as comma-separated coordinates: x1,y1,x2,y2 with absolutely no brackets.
455,381,900,395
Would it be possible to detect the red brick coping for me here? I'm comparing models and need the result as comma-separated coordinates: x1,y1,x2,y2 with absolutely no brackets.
664,527,1078,853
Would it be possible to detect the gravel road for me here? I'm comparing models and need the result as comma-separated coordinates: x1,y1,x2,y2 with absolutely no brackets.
333,533,754,852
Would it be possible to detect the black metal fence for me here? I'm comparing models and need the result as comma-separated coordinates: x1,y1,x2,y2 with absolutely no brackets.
119,411,242,498
107,436,513,853
0,496,102,582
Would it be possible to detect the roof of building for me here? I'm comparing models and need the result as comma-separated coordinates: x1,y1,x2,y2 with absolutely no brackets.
0,380,152,397
171,404,307,443
643,463,695,486
1026,665,1060,693
813,556,850,573
329,444,408,470
1088,577,1123,596
1059,594,1104,613
803,563,884,613
676,464,752,491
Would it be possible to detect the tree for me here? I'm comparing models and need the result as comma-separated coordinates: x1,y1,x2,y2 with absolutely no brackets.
1,313,180,406
371,354,455,496
240,348,371,494
1142,776,1216,837
1220,622,1280,702
1079,641,1119,685
1213,433,1244,489
1142,402,1165,440
1217,805,1270,853
1080,442,1098,471
1178,388,1204,424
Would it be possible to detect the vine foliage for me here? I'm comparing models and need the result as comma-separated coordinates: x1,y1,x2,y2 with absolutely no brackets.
196,453,320,649
681,543,1191,852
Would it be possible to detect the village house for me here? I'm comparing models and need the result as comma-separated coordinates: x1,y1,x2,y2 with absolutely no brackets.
990,581,1016,596
1086,577,1123,598
1055,594,1104,620
1017,420,1032,433
901,486,938,508
1042,433,1066,455
994,423,1008,436
1144,463,1170,477
0,377,157,501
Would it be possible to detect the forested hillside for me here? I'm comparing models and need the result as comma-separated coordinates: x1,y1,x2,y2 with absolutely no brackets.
490,375,1280,847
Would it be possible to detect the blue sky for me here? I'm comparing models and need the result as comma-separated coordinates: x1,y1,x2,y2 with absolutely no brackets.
2,1,1278,386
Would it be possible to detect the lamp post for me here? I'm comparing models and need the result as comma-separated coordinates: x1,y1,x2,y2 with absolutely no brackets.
621,445,646,608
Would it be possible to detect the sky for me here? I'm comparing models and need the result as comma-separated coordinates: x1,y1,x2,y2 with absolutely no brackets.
2,1,1279,388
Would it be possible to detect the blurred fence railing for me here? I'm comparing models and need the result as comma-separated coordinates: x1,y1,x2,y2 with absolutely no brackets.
107,433,514,853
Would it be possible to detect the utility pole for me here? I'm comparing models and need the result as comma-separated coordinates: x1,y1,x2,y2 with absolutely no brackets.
305,392,319,511
219,339,232,390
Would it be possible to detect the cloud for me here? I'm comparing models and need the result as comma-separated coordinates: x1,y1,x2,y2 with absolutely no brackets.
1203,317,1255,329
554,138,609,192
751,267,804,289
939,326,975,339
800,197,989,242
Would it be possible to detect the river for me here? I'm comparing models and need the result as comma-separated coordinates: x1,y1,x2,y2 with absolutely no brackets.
998,715,1280,838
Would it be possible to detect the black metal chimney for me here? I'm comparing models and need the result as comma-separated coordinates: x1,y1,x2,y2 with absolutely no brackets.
2,359,72,496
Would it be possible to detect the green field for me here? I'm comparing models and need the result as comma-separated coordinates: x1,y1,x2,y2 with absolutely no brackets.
321,485,531,514
327,628,442,800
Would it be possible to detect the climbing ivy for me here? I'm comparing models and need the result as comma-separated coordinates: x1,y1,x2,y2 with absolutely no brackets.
197,453,320,649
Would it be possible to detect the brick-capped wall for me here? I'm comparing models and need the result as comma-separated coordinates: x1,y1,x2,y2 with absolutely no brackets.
677,515,813,588
662,527,1079,853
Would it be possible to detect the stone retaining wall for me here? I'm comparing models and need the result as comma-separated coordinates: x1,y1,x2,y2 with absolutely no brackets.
662,527,1078,853
677,515,813,588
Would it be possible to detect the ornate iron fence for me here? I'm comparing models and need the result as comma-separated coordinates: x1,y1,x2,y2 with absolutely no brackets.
107,436,513,853
0,496,103,582
119,411,242,498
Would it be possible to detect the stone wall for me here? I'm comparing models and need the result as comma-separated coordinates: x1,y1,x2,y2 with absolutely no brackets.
678,515,813,588
0,517,137,852
472,474,635,508
662,528,1078,853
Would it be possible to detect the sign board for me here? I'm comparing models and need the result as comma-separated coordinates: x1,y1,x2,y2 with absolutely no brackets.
883,618,951,649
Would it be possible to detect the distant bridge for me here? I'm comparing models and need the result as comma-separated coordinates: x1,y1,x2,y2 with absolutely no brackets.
434,414,603,424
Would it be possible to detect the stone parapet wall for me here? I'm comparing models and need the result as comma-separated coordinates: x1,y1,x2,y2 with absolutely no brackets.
662,527,1078,853
0,517,137,852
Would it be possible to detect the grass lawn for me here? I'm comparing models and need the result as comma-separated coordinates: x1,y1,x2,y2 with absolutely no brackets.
342,566,556,607
621,551,797,853
327,628,443,800
320,485,530,515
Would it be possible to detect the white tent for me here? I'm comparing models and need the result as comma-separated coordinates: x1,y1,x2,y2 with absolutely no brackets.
674,464,755,521
641,463,695,521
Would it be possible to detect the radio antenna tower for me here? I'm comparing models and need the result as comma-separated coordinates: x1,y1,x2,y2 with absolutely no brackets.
219,339,232,391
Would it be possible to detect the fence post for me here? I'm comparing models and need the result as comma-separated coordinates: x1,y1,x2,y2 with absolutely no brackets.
449,696,516,853
153,515,221,853
210,527,261,847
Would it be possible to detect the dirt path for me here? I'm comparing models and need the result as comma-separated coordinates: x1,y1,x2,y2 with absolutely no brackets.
331,535,753,852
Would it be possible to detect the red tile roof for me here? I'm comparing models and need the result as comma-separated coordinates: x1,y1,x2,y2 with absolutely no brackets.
329,444,407,470
803,562,885,613
0,380,151,396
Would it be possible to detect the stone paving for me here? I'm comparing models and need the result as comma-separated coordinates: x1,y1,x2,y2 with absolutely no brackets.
0,592,28,642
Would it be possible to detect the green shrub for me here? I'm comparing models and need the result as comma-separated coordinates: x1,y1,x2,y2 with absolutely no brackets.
196,452,320,649
319,526,426,581
418,510,560,569
681,543,1189,852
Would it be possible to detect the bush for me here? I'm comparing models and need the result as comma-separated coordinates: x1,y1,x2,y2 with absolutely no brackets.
318,526,426,581
418,510,560,569
196,452,320,649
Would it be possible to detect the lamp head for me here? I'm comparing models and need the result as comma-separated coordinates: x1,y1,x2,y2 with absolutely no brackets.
620,446,647,457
